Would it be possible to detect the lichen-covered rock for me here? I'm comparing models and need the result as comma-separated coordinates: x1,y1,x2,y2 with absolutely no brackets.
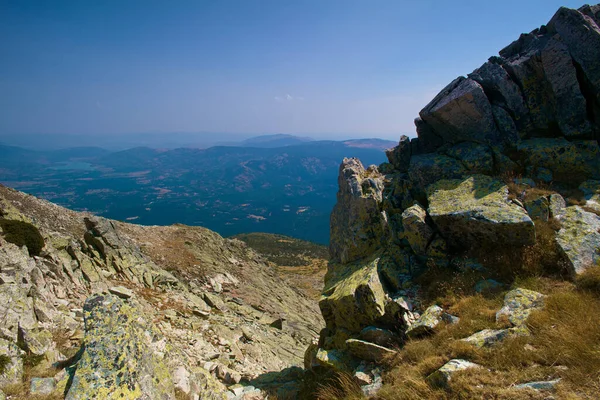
30,377,56,395
65,294,176,399
345,339,397,362
517,138,600,181
405,305,443,338
461,329,509,348
427,175,535,249
496,288,545,327
444,142,494,175
401,203,434,255
419,77,502,146
319,254,386,334
0,338,24,387
548,193,567,219
555,206,600,274
524,196,550,221
329,158,387,264
426,359,481,388
408,153,466,188
314,348,356,372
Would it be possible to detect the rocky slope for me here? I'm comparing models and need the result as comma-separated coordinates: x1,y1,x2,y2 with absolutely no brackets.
0,183,324,399
308,3,600,397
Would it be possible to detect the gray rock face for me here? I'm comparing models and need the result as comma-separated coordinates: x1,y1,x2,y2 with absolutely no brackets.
408,153,466,188
419,78,502,147
401,203,434,256
496,288,545,327
329,158,387,264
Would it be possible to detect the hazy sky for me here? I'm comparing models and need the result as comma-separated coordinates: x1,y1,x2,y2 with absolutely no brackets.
0,0,587,140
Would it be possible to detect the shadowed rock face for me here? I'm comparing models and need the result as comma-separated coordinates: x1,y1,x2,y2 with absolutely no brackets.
317,4,600,379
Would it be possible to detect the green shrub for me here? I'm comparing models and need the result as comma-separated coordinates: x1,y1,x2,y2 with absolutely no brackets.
0,218,45,256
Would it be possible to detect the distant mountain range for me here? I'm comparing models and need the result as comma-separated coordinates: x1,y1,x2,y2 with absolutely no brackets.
0,136,396,244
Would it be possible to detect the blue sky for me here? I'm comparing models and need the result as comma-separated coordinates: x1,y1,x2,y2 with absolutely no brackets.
0,0,587,140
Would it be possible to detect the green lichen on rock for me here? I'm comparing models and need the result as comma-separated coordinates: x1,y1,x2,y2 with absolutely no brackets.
320,253,386,333
461,328,509,348
555,206,600,275
406,305,443,338
427,175,535,248
426,359,481,388
496,288,545,327
65,293,176,400
579,180,600,214
517,138,600,181
0,338,24,387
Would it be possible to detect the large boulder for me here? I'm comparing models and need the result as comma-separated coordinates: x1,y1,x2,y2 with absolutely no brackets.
579,180,600,214
65,294,177,399
330,159,388,264
319,254,387,334
419,77,502,147
555,206,600,275
443,142,494,175
427,175,535,249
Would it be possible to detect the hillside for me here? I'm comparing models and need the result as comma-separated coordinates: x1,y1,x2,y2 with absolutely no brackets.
0,183,324,399
233,233,328,300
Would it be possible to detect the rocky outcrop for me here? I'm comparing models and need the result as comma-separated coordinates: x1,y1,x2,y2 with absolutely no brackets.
315,5,600,384
329,159,388,264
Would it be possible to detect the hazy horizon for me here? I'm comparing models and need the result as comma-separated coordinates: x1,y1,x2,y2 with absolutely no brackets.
1,0,586,141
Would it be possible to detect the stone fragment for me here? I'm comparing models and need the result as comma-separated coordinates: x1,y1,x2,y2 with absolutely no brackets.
426,359,481,388
461,329,509,348
496,288,545,327
315,348,356,372
406,305,443,338
108,285,134,299
515,379,561,391
359,326,398,347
